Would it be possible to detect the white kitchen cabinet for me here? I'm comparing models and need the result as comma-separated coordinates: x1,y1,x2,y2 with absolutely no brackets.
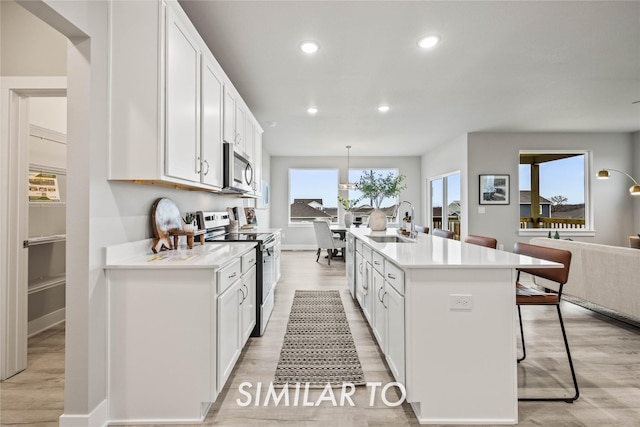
201,52,224,188
386,279,405,384
223,87,236,146
217,277,242,393
252,123,263,196
235,101,247,154
240,265,256,345
371,268,386,349
165,6,201,183
110,0,232,192
223,87,250,156
346,234,355,298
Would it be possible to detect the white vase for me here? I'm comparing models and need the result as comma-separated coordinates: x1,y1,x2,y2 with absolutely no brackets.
344,212,353,227
183,223,195,233
368,209,387,231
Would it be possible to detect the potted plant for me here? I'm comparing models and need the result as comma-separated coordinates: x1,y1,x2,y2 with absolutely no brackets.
357,171,406,230
338,195,362,227
182,213,196,233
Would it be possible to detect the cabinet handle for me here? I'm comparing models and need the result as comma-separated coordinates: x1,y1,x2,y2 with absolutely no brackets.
229,272,237,279
203,160,210,176
359,263,363,273
239,288,245,304
196,156,201,174
374,260,381,266
387,273,396,280
243,283,249,298
382,291,388,309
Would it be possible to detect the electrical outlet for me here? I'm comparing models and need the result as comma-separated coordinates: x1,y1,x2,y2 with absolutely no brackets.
450,294,473,311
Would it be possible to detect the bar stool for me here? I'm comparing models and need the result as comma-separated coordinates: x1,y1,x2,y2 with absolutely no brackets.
513,242,579,403
464,234,497,249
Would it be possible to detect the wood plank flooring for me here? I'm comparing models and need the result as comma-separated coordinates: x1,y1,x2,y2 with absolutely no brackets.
1,250,639,426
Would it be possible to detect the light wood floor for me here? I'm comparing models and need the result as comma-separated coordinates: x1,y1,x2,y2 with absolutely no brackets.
1,250,640,426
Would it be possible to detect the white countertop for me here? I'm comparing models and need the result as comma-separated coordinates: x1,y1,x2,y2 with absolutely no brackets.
349,227,560,269
104,239,256,269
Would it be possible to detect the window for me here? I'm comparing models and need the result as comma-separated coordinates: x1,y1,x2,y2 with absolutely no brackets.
347,168,401,224
429,172,461,239
519,151,589,231
289,169,339,224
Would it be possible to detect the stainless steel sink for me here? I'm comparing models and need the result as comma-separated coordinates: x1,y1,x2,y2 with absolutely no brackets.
367,235,414,243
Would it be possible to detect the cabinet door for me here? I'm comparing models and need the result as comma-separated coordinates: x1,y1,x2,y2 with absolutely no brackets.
372,270,386,351
386,284,405,384
361,262,373,324
201,55,224,188
240,265,256,346
217,279,241,393
165,9,201,182
355,252,364,306
235,102,247,153
223,88,236,144
253,126,262,195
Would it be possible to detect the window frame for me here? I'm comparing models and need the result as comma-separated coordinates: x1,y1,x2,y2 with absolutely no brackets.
518,149,595,237
428,170,461,237
288,168,340,226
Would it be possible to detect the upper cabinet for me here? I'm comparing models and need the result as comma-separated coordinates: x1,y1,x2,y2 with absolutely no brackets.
109,0,260,194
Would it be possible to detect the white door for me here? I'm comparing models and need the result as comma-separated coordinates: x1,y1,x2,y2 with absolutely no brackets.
165,9,200,182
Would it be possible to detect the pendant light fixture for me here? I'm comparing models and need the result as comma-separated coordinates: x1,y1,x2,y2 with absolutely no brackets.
339,146,358,190
596,168,640,196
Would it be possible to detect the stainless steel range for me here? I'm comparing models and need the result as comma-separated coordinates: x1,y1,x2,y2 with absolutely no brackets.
196,211,276,337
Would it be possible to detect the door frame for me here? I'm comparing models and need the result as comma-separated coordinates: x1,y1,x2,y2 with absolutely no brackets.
0,77,66,379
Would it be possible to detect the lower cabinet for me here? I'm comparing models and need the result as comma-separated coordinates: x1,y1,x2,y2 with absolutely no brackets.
217,253,256,393
351,237,406,385
217,278,242,393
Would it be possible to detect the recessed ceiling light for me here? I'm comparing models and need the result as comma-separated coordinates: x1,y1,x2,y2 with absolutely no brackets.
378,105,390,113
300,41,319,54
265,121,277,128
417,35,441,49
307,107,318,114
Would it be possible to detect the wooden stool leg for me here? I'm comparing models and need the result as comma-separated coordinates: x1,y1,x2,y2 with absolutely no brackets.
187,234,194,249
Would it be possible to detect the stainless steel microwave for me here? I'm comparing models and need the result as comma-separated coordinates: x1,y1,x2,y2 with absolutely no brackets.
223,142,254,193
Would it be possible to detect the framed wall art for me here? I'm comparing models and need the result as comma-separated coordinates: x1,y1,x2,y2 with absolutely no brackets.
479,174,509,205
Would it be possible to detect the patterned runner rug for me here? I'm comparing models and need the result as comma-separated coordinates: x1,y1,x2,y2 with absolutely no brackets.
273,290,365,388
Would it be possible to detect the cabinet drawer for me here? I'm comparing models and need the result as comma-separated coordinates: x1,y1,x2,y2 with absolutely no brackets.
372,251,384,273
362,245,373,263
384,261,404,295
241,249,257,273
217,259,241,294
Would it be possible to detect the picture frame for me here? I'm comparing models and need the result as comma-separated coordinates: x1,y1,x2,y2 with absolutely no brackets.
479,174,509,205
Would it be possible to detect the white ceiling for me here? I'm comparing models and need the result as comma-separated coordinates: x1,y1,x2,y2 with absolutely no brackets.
179,0,640,157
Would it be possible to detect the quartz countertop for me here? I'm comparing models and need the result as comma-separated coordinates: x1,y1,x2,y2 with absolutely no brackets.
349,227,560,269
104,239,256,270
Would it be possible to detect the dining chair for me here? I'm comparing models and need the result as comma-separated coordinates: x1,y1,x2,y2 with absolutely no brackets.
513,242,579,402
312,220,346,265
414,225,430,234
464,234,497,249
432,228,454,239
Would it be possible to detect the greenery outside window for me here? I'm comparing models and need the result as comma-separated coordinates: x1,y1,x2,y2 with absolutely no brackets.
347,168,401,224
289,169,339,224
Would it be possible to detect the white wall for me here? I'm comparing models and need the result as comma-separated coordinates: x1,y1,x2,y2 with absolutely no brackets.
421,134,468,235
29,97,67,133
271,155,421,249
466,132,635,250
0,0,67,76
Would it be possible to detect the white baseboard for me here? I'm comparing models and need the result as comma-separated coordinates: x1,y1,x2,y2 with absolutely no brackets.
28,308,65,337
59,398,108,427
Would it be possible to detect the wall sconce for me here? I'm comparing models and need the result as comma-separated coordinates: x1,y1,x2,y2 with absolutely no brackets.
596,168,640,196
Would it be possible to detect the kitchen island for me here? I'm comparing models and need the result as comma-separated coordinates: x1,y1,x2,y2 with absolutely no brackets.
347,227,560,425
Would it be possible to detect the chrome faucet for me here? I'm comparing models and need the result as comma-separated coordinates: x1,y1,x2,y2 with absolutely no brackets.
396,200,416,239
